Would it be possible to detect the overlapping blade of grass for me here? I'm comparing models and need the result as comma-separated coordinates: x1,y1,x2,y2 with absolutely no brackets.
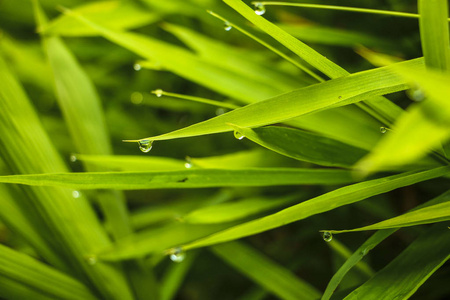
0,244,97,300
163,23,305,91
327,200,450,233
182,194,300,224
0,168,356,189
322,229,396,300
344,223,450,300
35,0,133,241
41,0,159,36
53,10,281,103
0,51,133,299
419,0,450,157
418,0,450,72
179,166,450,250
59,8,396,151
211,241,320,300
98,222,239,261
0,185,67,271
355,67,450,173
0,35,53,92
322,189,450,300
224,0,403,126
230,125,367,168
127,58,420,142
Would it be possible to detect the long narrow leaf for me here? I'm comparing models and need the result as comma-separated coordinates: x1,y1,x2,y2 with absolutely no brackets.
344,224,450,299
179,166,449,250
211,241,320,300
0,244,97,300
0,168,356,190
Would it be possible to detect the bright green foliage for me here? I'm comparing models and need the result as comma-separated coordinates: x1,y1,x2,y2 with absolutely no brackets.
0,0,449,299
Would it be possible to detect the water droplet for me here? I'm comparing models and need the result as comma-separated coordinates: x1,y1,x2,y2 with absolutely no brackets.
224,21,232,31
361,248,369,255
154,89,163,97
234,130,245,140
406,86,425,102
215,108,226,115
170,247,185,263
130,92,143,105
70,154,77,162
338,95,342,99
138,139,153,153
85,255,97,265
253,2,266,15
322,231,333,242
133,63,142,71
72,190,80,198
380,127,388,134
184,156,192,169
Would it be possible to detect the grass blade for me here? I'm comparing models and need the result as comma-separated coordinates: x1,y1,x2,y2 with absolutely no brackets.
179,166,449,250
0,244,97,300
327,200,450,233
231,125,367,167
211,241,320,300
322,189,450,300
182,194,300,224
224,0,404,126
41,1,159,36
0,168,356,190
129,58,420,142
344,224,450,299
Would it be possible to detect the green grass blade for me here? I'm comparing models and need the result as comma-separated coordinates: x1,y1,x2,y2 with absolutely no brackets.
322,229,396,300
179,166,449,250
0,168,356,190
98,222,237,261
0,45,133,299
327,201,450,233
58,9,282,103
128,58,421,142
418,0,450,158
344,224,450,300
256,2,422,19
231,125,367,167
0,244,97,300
41,1,159,36
0,185,67,271
162,22,306,91
211,241,320,300
224,0,404,126
322,189,450,300
182,194,300,224
355,67,450,173
151,89,239,110
418,0,450,72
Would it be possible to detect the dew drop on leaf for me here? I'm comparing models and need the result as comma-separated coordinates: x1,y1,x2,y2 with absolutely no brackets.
234,131,245,140
253,2,266,15
85,255,97,265
406,87,425,102
224,21,232,31
133,63,141,71
154,89,163,97
380,127,388,134
322,231,333,242
138,139,153,153
70,154,77,162
72,190,80,198
170,247,186,263
185,156,193,169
